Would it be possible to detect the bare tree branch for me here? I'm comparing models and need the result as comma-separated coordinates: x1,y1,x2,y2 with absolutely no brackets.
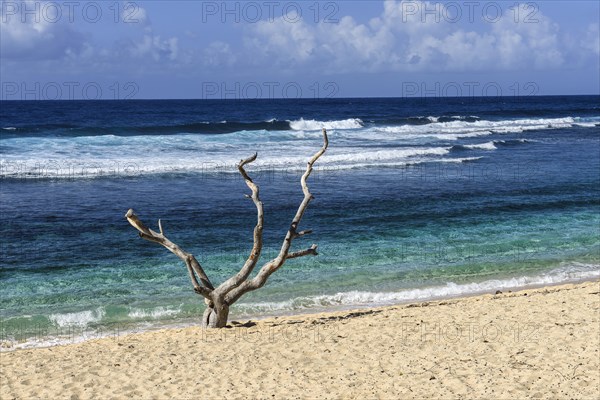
294,229,313,238
214,153,264,297
286,244,318,259
125,209,214,298
225,128,328,305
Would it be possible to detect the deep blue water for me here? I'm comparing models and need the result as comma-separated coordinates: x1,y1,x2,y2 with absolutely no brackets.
1,96,599,348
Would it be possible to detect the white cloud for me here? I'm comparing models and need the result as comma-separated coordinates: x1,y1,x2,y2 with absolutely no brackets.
203,41,236,67
0,2,179,65
126,34,178,61
581,23,600,56
123,4,148,26
0,1,89,60
490,4,564,69
319,16,399,72
119,5,179,63
243,16,316,68
225,0,567,73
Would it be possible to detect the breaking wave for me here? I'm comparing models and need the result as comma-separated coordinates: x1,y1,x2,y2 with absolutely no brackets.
235,263,600,314
1,116,597,180
289,118,364,131
48,308,106,328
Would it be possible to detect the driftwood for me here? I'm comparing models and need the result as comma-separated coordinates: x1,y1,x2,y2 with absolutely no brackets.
126,128,328,327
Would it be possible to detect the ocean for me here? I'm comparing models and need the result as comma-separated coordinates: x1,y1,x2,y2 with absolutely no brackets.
1,96,599,348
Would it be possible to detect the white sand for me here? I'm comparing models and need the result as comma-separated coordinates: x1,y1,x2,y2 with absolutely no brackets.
1,280,599,399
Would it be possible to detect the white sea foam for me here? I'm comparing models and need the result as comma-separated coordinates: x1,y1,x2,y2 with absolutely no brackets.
374,127,493,140
436,156,483,163
463,141,497,150
323,147,450,163
572,116,600,127
236,263,600,314
289,118,363,131
128,306,181,320
452,115,480,119
1,116,595,180
0,141,457,178
2,127,17,130
496,139,530,144
375,116,579,138
0,151,481,178
48,307,106,328
1,331,102,351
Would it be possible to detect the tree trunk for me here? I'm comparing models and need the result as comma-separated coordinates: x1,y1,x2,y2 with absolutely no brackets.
202,303,230,328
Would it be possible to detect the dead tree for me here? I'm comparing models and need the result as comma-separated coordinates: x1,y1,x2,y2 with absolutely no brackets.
125,128,328,328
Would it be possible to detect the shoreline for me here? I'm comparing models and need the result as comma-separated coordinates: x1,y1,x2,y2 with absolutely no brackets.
2,271,598,352
2,280,599,398
234,272,600,320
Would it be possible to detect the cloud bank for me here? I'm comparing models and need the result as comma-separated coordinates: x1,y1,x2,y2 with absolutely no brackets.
223,1,575,73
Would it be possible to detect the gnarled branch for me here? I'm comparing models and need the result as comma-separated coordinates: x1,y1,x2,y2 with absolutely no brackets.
213,153,264,297
125,209,214,298
225,128,328,304
126,128,328,327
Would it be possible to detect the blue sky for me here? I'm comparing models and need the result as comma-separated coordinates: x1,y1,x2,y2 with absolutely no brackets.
1,0,599,99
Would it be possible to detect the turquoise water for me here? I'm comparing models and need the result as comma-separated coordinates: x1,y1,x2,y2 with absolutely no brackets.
1,97,599,348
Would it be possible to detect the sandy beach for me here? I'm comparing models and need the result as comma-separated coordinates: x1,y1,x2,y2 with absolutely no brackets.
1,280,598,399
